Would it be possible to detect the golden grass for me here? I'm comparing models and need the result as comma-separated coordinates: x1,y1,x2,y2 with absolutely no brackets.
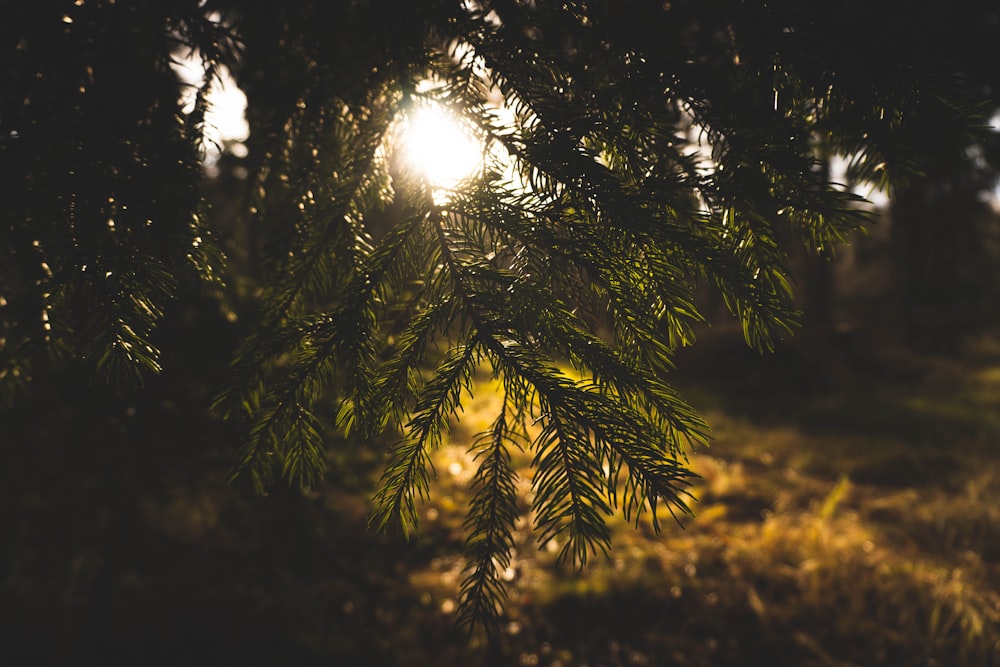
403,364,1000,666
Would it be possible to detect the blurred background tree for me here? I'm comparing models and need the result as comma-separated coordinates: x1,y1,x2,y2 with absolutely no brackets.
3,0,999,646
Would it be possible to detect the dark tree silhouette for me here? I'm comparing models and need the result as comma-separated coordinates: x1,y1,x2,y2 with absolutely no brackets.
880,5,1000,352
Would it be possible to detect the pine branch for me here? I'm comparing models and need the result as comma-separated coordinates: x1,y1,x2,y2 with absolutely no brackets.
457,405,522,636
532,408,613,566
369,340,482,537
224,206,431,489
371,293,460,430
257,104,395,327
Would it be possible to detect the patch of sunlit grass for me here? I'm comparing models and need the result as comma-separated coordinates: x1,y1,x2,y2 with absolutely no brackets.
401,368,1000,666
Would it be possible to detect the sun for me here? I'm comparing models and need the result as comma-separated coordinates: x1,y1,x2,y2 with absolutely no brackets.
399,103,483,196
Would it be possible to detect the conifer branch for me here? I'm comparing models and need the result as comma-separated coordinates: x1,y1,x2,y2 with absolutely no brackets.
457,404,522,636
370,340,482,537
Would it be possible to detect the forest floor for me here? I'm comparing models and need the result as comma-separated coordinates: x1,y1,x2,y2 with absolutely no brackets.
3,328,1000,666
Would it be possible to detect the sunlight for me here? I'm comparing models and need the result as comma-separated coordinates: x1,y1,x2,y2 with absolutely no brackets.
171,51,248,172
399,103,483,200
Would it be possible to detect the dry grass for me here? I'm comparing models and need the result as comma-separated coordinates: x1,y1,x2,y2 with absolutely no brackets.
403,352,1000,667
9,331,1000,666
